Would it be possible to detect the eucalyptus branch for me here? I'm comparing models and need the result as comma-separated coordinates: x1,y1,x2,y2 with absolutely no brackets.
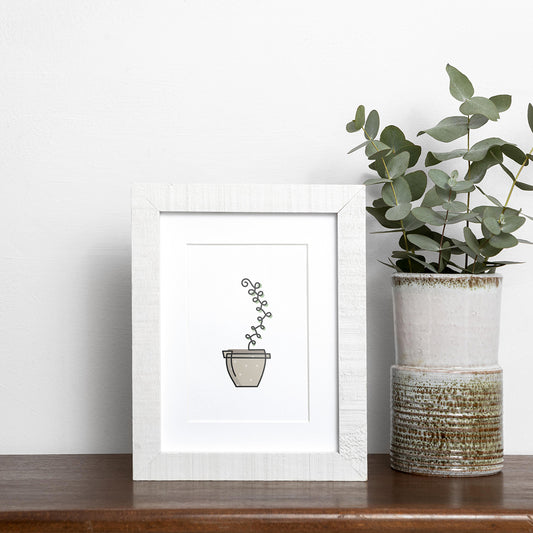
502,147,533,214
362,126,414,273
438,190,452,271
472,254,478,274
347,65,533,274
465,116,472,270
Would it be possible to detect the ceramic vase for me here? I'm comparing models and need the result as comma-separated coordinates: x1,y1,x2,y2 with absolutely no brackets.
390,273,503,476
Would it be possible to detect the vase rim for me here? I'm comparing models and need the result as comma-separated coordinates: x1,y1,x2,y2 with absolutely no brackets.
392,273,502,278
392,272,502,288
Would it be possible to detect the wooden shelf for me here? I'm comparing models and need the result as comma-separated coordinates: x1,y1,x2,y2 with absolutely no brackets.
1,454,532,532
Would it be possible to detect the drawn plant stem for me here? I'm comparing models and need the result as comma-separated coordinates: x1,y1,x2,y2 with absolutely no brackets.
241,278,272,350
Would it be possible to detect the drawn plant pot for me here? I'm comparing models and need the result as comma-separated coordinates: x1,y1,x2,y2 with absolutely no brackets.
222,278,273,388
222,349,271,387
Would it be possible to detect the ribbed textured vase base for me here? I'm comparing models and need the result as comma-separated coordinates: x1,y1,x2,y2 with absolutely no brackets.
391,365,503,476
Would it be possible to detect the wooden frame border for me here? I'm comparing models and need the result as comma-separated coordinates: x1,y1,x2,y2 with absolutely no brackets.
132,184,366,480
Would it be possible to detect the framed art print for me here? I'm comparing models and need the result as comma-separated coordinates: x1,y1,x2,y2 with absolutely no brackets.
132,184,367,480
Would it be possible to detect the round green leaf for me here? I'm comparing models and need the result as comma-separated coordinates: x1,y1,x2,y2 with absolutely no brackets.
435,186,455,202
489,233,519,249
425,152,441,167
463,227,481,255
483,216,501,235
396,141,422,168
412,207,446,225
464,137,510,162
402,213,426,231
407,234,442,252
368,148,392,161
380,125,405,148
482,206,508,219
354,105,365,129
394,176,413,203
418,116,468,143
490,95,511,113
382,176,412,206
404,171,427,201
400,228,439,251
442,200,467,213
379,126,422,167
394,257,427,273
452,238,478,259
425,149,467,167
365,110,380,139
446,64,474,102
422,187,445,208
480,242,503,258
382,183,396,207
515,181,533,191
365,140,389,157
528,103,533,133
469,114,489,129
501,144,528,166
385,203,411,221
460,97,500,121
392,251,438,273
501,215,526,233
366,206,401,228
364,178,389,185
388,152,410,179
428,169,450,189
447,212,480,224
481,221,492,239
468,147,505,182
368,158,389,180
346,121,359,133
450,180,475,193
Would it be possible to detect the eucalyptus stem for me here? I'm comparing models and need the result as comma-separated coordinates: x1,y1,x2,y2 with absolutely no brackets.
502,146,533,214
363,127,413,273
465,116,471,271
438,190,452,271
466,117,472,224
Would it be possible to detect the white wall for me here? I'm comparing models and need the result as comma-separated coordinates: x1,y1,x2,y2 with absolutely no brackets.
1,0,532,454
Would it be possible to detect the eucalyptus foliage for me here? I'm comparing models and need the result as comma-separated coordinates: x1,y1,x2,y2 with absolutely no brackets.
347,64,533,273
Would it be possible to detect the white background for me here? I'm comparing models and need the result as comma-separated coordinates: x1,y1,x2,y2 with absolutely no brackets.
1,0,533,454
160,213,338,452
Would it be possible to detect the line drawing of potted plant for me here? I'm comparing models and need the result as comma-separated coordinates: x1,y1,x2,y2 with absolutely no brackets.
222,278,273,387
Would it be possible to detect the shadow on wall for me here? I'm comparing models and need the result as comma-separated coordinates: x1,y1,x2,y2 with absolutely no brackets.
366,263,395,454
364,186,396,454
84,243,132,452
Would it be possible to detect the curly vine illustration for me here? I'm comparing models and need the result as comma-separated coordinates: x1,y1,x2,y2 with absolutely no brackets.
241,278,272,350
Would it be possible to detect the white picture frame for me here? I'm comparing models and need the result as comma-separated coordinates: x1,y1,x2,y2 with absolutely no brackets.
132,184,367,480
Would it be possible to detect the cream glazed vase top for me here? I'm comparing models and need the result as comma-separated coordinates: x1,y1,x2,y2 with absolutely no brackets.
390,273,503,476
393,273,501,368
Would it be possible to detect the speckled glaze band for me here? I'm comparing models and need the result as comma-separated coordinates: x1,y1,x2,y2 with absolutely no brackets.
391,366,503,476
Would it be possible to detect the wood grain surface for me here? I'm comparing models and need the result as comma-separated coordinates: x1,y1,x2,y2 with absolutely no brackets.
1,454,532,532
